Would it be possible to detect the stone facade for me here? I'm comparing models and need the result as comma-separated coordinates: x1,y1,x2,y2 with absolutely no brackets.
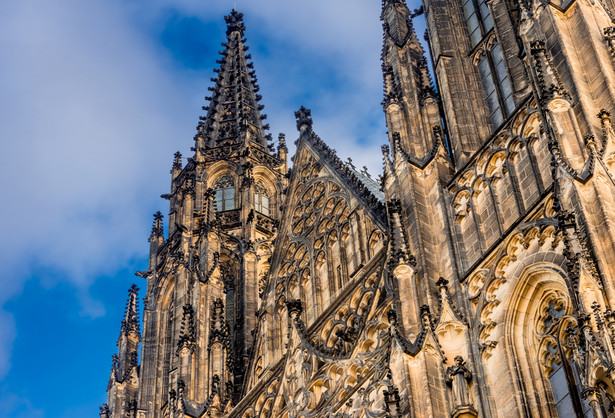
101,0,615,416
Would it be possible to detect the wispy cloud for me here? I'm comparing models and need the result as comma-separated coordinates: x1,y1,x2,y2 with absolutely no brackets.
0,0,192,379
0,388,44,418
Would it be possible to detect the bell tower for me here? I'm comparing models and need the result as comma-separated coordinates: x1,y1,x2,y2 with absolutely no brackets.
131,10,287,417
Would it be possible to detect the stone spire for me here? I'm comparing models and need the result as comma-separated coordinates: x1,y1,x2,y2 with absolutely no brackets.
196,10,270,151
120,284,141,338
381,0,442,160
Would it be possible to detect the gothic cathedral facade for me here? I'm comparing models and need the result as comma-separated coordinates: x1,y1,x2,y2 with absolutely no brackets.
101,0,615,416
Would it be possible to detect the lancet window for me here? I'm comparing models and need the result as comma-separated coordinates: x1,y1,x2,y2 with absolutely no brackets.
254,182,270,216
214,176,235,212
534,293,595,416
506,270,615,417
462,0,514,127
476,41,515,127
541,318,593,415
161,303,174,402
537,300,585,416
462,0,492,47
225,285,235,350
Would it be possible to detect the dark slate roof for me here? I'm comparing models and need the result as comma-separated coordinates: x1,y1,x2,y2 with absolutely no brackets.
346,163,385,203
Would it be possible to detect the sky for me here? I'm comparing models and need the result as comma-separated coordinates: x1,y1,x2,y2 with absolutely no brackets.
0,1,425,416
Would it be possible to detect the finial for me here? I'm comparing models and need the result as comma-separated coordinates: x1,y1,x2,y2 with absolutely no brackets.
346,157,355,169
172,151,182,171
295,106,313,132
278,133,287,151
436,277,449,298
381,144,390,157
225,9,245,36
121,284,140,336
286,299,303,318
598,109,612,125
387,308,398,325
151,211,164,237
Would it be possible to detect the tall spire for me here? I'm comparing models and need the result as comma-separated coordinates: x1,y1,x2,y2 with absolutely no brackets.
196,10,270,151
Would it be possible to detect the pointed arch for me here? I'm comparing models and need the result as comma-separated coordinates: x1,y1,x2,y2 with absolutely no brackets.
254,181,270,216
213,175,236,212
505,265,590,416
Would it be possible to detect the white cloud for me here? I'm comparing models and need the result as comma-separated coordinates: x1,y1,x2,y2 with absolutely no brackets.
0,0,193,376
0,0,185,289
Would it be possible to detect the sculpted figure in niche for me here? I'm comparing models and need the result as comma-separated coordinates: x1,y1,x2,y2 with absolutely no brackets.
446,356,473,409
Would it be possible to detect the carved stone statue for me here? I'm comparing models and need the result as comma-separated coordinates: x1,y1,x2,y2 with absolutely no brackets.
446,356,477,417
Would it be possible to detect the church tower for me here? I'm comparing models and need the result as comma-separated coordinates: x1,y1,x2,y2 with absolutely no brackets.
103,10,288,417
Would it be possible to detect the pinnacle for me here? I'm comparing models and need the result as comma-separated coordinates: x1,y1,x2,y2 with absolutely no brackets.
120,284,140,336
382,0,409,7
172,151,182,172
295,106,313,132
381,0,410,20
381,0,433,111
381,0,424,49
225,9,245,37
196,11,271,152
151,211,164,237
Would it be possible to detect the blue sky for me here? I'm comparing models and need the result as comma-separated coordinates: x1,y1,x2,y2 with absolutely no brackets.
0,1,425,416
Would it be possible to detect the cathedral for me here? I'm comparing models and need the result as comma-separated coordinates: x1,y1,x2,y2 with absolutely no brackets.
100,0,615,415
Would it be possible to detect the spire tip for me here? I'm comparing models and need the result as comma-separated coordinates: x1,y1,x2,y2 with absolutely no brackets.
225,9,245,36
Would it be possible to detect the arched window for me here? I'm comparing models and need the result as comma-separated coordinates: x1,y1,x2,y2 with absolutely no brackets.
254,182,270,216
214,176,235,212
461,0,515,128
539,301,592,417
509,270,594,417
506,265,611,418
475,42,515,128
